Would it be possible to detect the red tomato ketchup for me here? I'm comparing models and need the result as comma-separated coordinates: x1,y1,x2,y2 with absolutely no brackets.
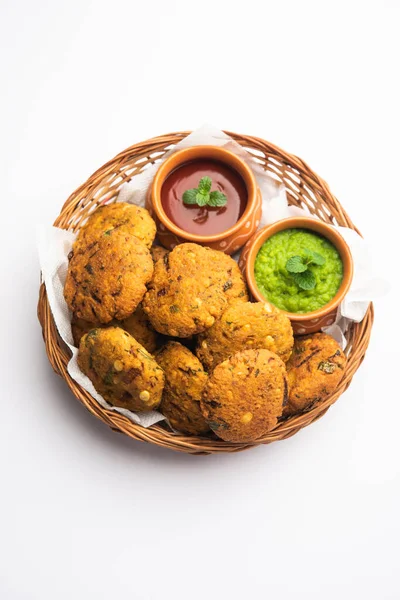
161,160,248,236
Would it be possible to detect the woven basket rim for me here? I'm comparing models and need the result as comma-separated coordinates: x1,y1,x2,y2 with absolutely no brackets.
37,130,374,454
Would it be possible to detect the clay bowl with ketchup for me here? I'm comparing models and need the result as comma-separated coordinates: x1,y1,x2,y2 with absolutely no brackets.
146,146,262,254
239,217,354,334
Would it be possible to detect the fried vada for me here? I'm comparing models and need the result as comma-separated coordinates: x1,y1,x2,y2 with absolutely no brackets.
78,327,164,411
284,333,346,416
201,349,287,442
156,342,209,435
76,202,156,249
64,229,153,323
143,243,248,338
196,301,293,371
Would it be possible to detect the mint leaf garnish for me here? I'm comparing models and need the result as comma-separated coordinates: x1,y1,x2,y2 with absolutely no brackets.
292,270,316,290
303,248,326,266
196,192,208,207
182,189,199,204
286,256,308,273
198,176,212,194
208,190,227,207
286,247,326,290
182,177,227,208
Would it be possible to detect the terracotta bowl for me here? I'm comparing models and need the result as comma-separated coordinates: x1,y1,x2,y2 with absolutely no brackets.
146,145,262,254
239,217,354,334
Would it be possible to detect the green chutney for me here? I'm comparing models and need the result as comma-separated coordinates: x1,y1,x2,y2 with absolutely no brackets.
254,228,343,313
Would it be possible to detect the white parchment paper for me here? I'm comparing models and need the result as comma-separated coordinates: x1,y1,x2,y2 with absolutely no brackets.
37,124,386,425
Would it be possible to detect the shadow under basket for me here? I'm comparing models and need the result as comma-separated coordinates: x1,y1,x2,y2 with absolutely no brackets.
37,131,374,455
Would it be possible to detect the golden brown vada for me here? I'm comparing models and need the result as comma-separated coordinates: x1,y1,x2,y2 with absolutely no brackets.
143,243,248,337
201,349,287,442
64,229,153,323
196,301,293,371
284,333,346,416
78,327,164,411
76,202,156,249
156,342,209,435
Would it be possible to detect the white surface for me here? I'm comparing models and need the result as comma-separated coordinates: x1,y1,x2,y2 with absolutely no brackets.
0,1,399,599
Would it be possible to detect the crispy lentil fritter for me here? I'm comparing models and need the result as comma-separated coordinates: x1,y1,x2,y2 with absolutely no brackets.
64,228,153,323
201,349,287,442
142,243,248,337
76,202,156,249
196,301,293,371
78,327,164,412
284,333,346,416
155,342,209,435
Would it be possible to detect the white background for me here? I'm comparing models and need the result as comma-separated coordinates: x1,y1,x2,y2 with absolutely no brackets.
1,1,399,599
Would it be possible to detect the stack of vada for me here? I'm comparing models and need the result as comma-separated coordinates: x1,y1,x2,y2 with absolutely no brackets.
64,202,346,442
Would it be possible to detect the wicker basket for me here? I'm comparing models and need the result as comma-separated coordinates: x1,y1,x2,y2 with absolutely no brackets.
37,131,373,454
